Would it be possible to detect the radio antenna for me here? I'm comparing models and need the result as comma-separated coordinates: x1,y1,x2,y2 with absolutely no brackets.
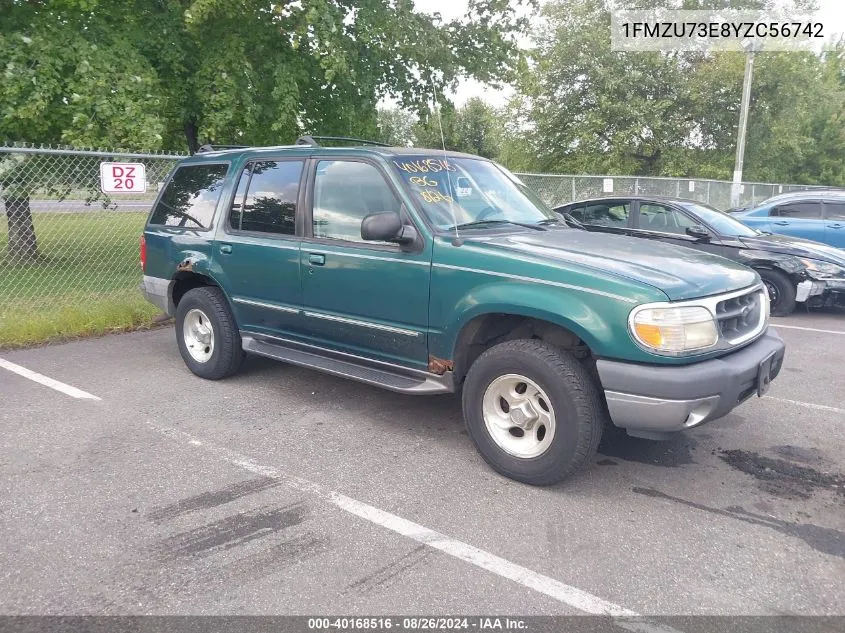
432,81,459,240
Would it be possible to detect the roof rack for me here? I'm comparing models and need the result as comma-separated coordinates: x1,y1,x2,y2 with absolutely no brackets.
295,135,391,147
196,144,250,153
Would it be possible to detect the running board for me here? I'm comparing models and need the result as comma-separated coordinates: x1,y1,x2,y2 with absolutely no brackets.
241,333,454,395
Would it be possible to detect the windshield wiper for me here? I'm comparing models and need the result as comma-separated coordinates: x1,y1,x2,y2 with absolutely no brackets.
447,219,547,232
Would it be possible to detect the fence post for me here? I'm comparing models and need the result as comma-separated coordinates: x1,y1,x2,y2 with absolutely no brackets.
635,177,639,195
676,180,680,197
706,181,711,204
571,177,576,201
751,184,755,203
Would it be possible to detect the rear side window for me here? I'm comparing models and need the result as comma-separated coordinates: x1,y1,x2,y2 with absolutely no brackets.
772,202,822,219
149,163,229,229
582,201,629,227
229,160,302,235
824,202,845,220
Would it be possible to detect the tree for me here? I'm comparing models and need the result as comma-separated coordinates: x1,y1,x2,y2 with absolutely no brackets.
376,107,416,147
0,0,532,152
413,98,503,158
518,0,694,175
513,0,845,185
0,0,532,260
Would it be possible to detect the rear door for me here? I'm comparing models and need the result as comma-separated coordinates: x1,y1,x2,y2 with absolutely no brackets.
823,201,845,248
768,200,825,242
212,158,305,337
144,161,228,283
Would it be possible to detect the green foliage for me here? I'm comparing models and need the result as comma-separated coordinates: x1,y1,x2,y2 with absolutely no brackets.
376,107,416,147
412,98,503,158
0,0,531,152
506,0,845,185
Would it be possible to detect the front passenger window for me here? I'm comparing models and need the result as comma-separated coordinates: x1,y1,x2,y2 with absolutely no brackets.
638,203,697,235
313,160,401,243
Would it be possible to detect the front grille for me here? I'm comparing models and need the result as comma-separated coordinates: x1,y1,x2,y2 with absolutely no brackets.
715,289,764,343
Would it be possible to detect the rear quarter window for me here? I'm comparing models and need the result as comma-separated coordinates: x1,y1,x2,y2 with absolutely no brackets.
149,163,230,229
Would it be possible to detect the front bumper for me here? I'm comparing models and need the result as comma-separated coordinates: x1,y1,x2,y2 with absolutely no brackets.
139,275,172,315
798,277,845,306
596,329,785,438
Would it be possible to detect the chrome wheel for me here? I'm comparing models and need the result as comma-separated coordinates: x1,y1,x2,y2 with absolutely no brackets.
183,308,215,363
481,374,556,459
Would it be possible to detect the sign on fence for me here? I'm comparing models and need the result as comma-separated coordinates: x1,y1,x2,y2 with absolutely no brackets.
100,162,147,193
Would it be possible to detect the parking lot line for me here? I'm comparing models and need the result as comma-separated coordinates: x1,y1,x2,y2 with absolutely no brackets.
146,420,681,631
765,395,845,415
771,324,845,335
0,357,101,400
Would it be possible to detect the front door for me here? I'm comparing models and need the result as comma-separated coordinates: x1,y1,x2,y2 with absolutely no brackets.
299,158,432,369
213,159,305,337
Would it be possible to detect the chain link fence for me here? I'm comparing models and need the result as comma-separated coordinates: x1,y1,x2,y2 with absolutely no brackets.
0,145,183,346
516,173,830,210
0,143,835,346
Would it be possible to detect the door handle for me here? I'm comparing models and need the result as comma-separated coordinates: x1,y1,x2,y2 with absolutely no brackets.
827,223,843,229
219,244,233,254
308,253,326,266
773,220,789,226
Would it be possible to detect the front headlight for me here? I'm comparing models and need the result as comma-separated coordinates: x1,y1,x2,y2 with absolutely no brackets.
799,258,845,277
629,306,718,355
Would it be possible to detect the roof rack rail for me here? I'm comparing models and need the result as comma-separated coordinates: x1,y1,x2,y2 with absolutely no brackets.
196,144,250,153
295,135,391,148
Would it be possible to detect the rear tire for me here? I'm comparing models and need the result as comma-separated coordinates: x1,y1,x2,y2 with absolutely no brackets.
175,286,244,380
461,339,604,486
758,268,796,316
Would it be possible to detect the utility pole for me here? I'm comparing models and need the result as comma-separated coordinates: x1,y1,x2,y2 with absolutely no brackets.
731,40,758,208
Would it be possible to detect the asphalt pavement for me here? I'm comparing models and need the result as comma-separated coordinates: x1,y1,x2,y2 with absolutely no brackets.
1,311,843,617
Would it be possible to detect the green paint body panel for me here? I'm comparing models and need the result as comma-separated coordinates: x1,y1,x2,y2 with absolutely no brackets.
143,145,763,371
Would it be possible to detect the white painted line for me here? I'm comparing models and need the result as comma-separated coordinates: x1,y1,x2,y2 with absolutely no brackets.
771,324,845,335
0,358,101,400
764,396,845,415
146,421,681,633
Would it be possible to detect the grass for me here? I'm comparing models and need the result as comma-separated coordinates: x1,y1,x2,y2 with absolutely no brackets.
0,211,161,348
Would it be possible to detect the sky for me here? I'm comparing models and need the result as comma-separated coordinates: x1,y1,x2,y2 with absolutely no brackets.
410,0,845,108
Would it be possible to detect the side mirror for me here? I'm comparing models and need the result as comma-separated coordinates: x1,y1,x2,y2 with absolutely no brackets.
361,212,416,245
686,225,711,241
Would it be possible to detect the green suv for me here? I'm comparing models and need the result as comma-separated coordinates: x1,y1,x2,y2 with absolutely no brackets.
141,138,785,485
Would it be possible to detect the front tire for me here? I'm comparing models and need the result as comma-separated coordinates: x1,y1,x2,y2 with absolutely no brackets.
462,339,604,486
758,268,796,316
175,286,244,380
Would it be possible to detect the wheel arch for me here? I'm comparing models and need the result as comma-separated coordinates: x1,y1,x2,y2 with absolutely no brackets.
170,271,224,311
450,309,600,385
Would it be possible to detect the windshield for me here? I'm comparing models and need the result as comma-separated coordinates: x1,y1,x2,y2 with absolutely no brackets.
390,155,558,229
679,201,759,237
